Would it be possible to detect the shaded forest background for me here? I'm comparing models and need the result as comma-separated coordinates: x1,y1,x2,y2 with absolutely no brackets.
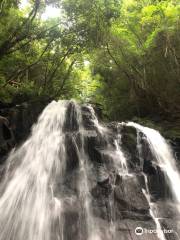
0,0,179,137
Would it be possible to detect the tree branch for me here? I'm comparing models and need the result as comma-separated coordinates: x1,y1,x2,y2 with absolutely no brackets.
3,39,54,87
54,59,76,97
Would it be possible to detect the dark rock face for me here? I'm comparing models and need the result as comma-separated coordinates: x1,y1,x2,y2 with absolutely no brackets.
65,133,80,171
64,101,79,132
0,116,15,164
114,176,150,219
171,138,180,171
0,101,48,163
59,104,180,239
120,125,140,171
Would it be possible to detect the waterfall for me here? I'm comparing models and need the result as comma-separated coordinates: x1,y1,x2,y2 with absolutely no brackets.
113,128,128,176
80,105,129,239
0,100,103,240
0,100,68,240
127,122,180,211
86,106,128,176
71,103,101,240
0,101,179,240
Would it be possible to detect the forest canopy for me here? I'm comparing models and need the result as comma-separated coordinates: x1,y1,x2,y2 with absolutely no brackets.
0,0,179,136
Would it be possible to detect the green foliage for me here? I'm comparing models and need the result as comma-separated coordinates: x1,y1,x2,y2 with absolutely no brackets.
0,0,83,102
84,0,180,126
0,0,179,137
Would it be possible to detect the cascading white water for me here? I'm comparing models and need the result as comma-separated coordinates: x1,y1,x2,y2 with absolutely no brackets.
127,122,180,211
113,127,128,175
135,130,166,240
72,103,101,240
85,105,107,135
0,100,103,240
0,100,67,240
85,107,131,239
142,174,166,240
86,106,128,175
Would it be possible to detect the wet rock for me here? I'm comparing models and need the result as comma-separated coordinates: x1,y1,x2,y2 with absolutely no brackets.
85,135,104,163
0,102,45,142
0,116,15,163
171,138,180,170
140,136,157,173
65,133,80,171
0,100,48,164
81,105,97,130
64,101,79,132
113,219,160,240
63,208,80,240
154,201,180,220
147,167,173,201
160,218,180,240
114,176,150,220
106,122,119,133
92,178,112,199
120,126,140,171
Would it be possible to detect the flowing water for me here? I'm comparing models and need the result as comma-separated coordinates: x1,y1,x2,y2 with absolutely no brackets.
127,122,180,211
142,174,166,240
72,103,101,240
113,129,128,176
86,107,128,176
0,101,179,240
0,100,68,240
0,101,99,240
136,130,164,239
132,124,180,240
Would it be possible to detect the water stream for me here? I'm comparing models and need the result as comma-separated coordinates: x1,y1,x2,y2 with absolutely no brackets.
73,103,101,240
127,122,180,211
0,100,67,240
